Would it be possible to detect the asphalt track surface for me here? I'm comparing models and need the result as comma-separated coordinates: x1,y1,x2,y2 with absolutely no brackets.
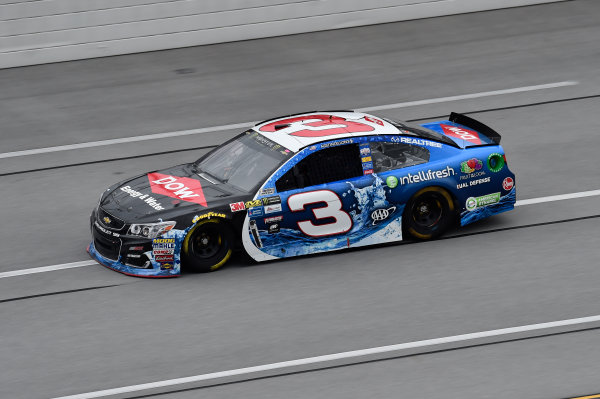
1,1,600,398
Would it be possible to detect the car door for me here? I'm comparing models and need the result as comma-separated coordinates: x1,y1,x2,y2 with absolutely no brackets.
245,140,369,259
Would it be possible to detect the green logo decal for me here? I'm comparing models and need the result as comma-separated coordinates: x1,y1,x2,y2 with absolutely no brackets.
466,192,501,211
487,153,505,172
386,176,398,189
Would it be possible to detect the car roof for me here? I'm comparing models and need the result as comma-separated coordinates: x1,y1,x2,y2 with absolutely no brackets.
252,111,401,152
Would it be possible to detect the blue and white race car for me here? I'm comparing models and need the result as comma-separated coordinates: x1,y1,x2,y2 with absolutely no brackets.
89,111,515,277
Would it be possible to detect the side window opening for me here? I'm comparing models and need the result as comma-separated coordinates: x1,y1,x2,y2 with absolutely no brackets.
276,144,363,191
369,142,430,173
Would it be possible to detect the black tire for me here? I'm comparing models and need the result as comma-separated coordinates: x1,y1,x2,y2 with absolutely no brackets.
403,186,455,240
182,219,233,273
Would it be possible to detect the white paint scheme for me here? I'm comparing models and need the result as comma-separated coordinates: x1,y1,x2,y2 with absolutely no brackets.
50,313,600,399
288,190,353,237
2,0,564,69
253,111,399,152
241,216,279,262
0,81,577,160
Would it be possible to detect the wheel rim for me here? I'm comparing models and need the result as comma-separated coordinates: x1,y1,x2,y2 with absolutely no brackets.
190,225,223,259
411,195,443,228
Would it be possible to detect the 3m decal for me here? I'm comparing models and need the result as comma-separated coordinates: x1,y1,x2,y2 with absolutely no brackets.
370,206,396,225
386,176,398,189
147,173,207,207
503,177,514,191
460,158,483,174
120,186,165,211
440,124,482,145
399,166,455,185
288,190,352,237
259,115,375,138
192,212,226,223
487,153,505,172
465,192,501,211
264,203,282,214
229,202,245,212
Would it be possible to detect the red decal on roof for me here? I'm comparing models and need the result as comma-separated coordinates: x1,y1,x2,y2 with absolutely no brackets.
440,124,482,145
148,173,207,207
259,114,375,137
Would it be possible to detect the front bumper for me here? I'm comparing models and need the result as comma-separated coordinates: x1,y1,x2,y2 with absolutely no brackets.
88,241,180,277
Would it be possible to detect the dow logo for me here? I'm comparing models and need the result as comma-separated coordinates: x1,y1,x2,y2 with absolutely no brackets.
370,206,396,225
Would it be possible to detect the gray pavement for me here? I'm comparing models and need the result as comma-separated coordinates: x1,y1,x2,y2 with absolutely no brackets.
1,1,600,399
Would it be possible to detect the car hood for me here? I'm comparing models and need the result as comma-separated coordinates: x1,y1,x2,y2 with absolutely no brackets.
99,164,247,221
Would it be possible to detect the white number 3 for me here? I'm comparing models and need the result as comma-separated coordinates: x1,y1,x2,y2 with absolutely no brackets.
288,190,352,237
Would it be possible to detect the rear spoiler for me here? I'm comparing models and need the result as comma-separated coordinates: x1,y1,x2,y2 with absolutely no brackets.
449,112,501,145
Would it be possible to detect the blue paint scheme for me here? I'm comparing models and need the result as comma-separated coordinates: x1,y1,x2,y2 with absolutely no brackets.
248,131,515,259
88,225,194,277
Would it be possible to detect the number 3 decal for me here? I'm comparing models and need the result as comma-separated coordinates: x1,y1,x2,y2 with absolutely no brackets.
288,190,352,237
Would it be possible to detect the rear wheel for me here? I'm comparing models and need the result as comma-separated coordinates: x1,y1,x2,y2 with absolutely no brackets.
182,219,233,272
404,186,455,240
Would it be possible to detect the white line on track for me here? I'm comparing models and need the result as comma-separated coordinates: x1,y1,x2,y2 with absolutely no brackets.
51,313,600,399
0,81,578,160
0,187,598,281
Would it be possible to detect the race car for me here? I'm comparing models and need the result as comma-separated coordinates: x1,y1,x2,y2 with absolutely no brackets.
88,111,516,277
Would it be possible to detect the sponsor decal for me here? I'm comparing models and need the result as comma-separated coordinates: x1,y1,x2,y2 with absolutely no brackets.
503,177,514,191
320,139,354,148
264,215,283,224
120,186,165,211
259,187,275,196
152,249,172,255
264,203,282,214
386,176,398,189
147,173,207,207
248,207,264,217
361,156,372,163
152,238,175,250
155,255,174,262
259,115,374,138
249,219,263,248
399,166,455,185
465,192,501,211
245,199,262,209
102,216,111,224
192,212,226,223
362,162,374,170
370,206,396,225
94,221,120,237
460,158,483,174
459,170,485,181
440,124,482,145
393,136,443,148
160,263,174,270
262,196,281,205
487,153,505,172
364,115,384,126
359,146,371,156
363,169,374,175
229,201,245,212
268,223,280,234
309,145,317,150
456,176,491,189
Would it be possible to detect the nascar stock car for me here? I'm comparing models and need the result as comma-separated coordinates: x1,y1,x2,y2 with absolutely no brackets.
88,111,516,277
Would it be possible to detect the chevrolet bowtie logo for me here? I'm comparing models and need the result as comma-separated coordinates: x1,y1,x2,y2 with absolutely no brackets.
103,216,112,224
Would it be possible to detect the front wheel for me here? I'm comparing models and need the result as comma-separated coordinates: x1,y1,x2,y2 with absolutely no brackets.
404,186,455,240
182,219,233,273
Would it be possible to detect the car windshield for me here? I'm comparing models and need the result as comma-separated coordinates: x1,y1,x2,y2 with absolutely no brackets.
194,130,292,192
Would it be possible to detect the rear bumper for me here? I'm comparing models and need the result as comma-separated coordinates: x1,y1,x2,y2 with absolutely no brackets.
87,241,180,278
